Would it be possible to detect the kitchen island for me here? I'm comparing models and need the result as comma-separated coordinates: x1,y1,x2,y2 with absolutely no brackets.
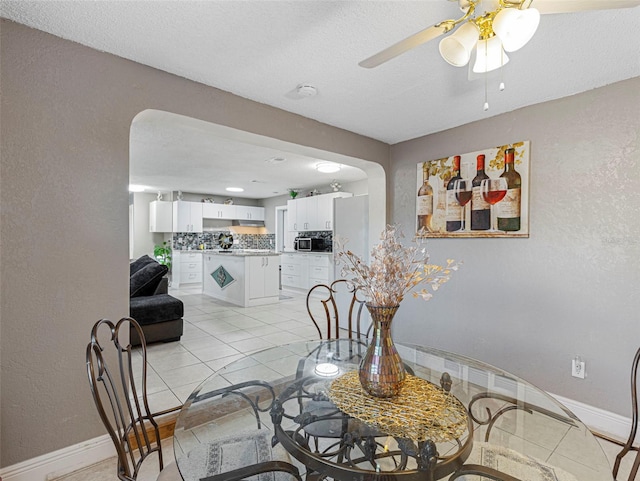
202,250,281,307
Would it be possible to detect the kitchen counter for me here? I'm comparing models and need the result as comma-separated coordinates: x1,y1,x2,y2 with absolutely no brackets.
202,251,280,307
202,249,280,256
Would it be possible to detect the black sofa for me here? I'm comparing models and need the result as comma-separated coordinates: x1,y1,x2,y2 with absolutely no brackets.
129,255,184,346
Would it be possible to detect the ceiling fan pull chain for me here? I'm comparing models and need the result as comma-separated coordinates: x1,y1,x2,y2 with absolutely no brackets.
499,47,506,92
483,41,490,111
484,72,490,111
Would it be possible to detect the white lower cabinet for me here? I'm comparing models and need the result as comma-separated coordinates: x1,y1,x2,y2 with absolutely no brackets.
172,251,203,288
281,253,332,290
308,254,330,286
281,253,303,288
248,256,280,300
203,253,280,307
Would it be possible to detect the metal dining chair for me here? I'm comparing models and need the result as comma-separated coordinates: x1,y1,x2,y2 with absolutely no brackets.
88,317,302,481
613,346,640,481
301,280,377,453
86,317,182,481
306,279,370,341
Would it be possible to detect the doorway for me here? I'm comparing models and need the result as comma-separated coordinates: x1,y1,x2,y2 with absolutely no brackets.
275,205,294,253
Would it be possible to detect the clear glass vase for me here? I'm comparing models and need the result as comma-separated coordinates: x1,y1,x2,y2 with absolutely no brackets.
359,304,406,397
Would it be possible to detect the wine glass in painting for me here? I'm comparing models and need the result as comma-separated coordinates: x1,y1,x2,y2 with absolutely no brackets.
453,179,472,232
480,178,508,232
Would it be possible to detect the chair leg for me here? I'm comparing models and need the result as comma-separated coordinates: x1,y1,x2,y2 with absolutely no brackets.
629,449,640,481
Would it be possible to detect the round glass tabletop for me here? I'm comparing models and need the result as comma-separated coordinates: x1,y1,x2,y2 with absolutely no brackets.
173,339,613,481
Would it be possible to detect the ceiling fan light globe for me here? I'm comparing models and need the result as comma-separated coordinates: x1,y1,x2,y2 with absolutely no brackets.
438,22,480,67
493,7,540,52
457,0,472,13
472,36,509,73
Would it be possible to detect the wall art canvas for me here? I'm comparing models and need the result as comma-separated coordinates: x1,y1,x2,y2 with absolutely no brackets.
416,141,530,238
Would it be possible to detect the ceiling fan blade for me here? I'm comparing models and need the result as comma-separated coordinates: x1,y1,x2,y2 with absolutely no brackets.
359,22,453,68
533,0,640,14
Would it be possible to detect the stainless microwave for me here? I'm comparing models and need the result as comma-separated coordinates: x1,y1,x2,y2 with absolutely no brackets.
295,237,325,252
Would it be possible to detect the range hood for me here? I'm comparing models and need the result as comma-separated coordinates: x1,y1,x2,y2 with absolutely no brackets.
233,219,265,227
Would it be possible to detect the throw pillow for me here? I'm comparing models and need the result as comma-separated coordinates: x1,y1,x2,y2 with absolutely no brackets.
129,254,157,276
130,262,168,297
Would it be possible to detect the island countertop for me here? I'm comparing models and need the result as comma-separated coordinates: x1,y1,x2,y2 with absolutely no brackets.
203,251,280,307
202,249,280,256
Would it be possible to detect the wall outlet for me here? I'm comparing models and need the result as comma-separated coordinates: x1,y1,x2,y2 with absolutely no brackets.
572,358,586,379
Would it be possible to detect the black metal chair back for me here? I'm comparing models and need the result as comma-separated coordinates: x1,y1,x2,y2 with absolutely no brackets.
86,317,179,481
614,346,640,481
306,279,369,340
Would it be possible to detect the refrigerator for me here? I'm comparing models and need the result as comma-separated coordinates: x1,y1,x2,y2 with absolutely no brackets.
333,195,369,331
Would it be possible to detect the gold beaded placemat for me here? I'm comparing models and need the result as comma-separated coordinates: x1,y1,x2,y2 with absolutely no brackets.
328,371,468,443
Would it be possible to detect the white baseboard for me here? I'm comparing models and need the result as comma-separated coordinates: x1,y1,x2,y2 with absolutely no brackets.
550,392,634,443
0,394,632,480
0,434,116,481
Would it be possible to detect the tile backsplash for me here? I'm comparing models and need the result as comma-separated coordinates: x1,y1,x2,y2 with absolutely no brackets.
172,232,275,250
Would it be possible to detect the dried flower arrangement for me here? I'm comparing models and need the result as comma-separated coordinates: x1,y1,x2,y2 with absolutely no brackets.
335,225,459,306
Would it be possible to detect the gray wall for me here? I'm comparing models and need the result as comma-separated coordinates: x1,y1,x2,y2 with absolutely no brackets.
0,20,388,467
261,194,290,232
341,179,369,196
389,77,640,416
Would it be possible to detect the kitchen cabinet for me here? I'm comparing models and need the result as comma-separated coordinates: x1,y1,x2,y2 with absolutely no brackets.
281,252,333,290
287,192,352,232
308,254,331,286
280,253,304,288
172,251,203,288
202,204,265,221
172,201,203,232
203,252,280,307
149,201,173,232
316,194,346,230
286,200,298,231
236,205,265,221
296,196,317,231
202,203,237,220
248,255,279,300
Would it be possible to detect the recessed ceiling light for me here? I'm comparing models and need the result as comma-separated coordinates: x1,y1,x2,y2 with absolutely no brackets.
297,84,318,97
226,187,244,192
128,184,146,192
316,162,341,174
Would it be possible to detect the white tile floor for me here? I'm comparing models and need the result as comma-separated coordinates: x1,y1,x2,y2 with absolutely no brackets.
138,286,319,413
56,286,635,480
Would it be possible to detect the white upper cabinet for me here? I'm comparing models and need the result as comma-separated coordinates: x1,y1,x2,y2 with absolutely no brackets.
149,201,173,232
287,192,352,232
170,201,266,230
235,205,265,221
287,199,298,231
202,203,237,220
296,196,317,231
172,201,203,232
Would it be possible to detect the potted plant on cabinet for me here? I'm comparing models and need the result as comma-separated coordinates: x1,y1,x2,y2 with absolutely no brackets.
154,241,172,271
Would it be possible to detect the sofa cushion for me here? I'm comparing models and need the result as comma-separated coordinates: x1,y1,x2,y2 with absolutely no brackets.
130,262,168,298
130,254,157,276
130,294,184,326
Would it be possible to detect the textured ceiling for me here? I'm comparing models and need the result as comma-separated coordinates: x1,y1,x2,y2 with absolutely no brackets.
130,110,369,199
3,0,639,197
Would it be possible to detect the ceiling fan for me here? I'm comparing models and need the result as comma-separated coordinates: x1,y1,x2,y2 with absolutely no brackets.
359,0,640,71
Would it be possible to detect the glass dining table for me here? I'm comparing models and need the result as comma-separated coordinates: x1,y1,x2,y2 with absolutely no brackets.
173,339,613,481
